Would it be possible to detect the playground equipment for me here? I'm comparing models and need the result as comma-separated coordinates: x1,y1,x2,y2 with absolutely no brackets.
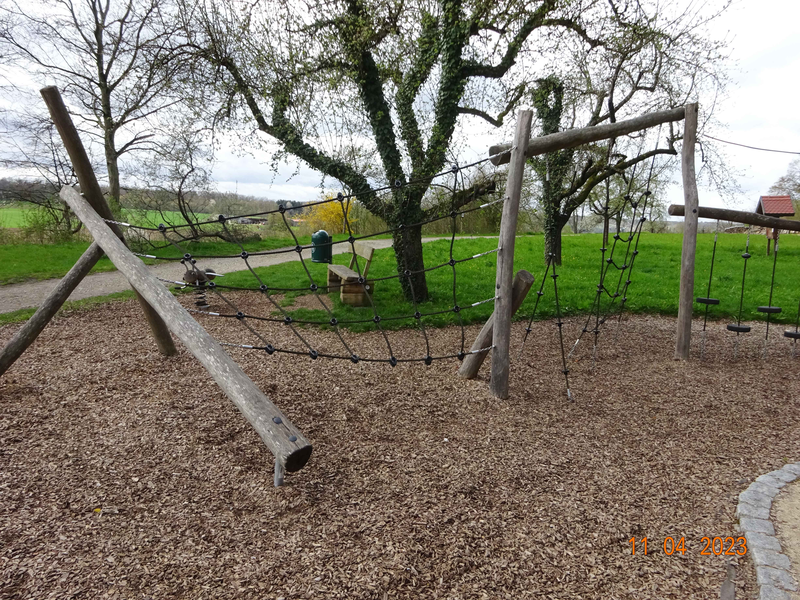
670,203,800,359
1,91,694,488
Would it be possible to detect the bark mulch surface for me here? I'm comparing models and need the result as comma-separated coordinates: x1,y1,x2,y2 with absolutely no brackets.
2,295,799,599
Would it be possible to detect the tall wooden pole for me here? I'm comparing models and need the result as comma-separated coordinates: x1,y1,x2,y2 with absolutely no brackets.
674,103,700,360
62,185,312,474
39,86,177,357
490,110,533,399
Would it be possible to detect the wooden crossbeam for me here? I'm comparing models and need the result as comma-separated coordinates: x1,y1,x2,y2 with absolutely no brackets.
668,204,800,233
62,185,313,475
489,107,686,165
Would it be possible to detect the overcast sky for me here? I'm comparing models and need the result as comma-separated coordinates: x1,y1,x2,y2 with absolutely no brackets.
209,0,800,213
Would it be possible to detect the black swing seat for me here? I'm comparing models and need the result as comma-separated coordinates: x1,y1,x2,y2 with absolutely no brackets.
727,324,751,333
785,331,800,340
757,306,782,314
696,297,720,305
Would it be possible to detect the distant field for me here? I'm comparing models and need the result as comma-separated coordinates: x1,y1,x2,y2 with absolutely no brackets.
0,205,211,229
0,206,30,228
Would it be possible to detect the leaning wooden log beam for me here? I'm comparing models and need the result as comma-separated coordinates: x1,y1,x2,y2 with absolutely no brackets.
458,269,535,380
489,107,686,166
40,86,177,357
668,204,800,233
0,242,105,377
62,185,312,474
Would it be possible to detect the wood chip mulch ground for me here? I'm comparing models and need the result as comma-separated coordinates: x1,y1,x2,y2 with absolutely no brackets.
2,295,800,599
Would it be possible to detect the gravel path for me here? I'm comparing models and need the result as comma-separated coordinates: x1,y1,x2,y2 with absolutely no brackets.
0,238,416,314
2,300,799,599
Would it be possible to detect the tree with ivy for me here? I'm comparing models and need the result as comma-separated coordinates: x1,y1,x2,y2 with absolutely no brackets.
185,0,729,296
527,0,729,264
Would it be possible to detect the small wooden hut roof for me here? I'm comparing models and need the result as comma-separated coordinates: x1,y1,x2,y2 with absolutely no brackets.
756,195,795,217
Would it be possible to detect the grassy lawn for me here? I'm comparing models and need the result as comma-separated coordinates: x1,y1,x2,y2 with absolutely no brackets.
0,241,119,285
0,206,30,228
3,232,799,330
214,232,800,331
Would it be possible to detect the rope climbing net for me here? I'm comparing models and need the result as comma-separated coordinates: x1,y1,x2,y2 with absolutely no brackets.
106,152,511,366
517,143,661,400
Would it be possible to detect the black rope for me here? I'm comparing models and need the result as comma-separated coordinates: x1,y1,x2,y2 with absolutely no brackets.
519,256,552,355
549,254,572,401
107,150,510,233
129,198,504,261
763,240,780,356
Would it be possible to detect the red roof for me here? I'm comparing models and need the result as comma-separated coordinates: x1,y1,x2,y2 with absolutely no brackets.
756,195,795,217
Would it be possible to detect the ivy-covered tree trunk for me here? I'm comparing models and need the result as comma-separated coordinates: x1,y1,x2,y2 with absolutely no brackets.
391,223,428,302
530,77,574,266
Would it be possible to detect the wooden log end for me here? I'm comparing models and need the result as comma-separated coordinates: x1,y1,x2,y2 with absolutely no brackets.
284,444,313,472
668,204,684,216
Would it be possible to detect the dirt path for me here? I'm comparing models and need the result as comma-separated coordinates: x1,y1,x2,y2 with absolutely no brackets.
0,238,456,314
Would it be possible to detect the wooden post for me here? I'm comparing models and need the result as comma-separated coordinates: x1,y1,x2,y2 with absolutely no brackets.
459,270,534,379
40,86,177,357
674,103,700,361
62,185,312,473
490,110,533,399
489,107,686,165
0,243,105,376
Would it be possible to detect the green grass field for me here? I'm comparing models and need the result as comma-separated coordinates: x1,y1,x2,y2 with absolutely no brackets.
215,232,800,330
3,232,799,329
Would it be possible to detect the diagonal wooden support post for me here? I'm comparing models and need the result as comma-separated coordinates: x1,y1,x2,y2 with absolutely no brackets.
459,270,534,380
0,242,105,376
40,86,176,356
62,185,312,475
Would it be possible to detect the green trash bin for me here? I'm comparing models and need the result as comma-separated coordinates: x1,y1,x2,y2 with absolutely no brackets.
311,230,332,264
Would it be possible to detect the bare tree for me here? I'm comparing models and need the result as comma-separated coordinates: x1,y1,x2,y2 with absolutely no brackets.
0,106,87,238
0,0,189,214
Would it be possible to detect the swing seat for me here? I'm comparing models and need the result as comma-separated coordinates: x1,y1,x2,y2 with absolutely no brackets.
696,297,719,305
757,306,782,314
727,324,751,333
785,331,800,340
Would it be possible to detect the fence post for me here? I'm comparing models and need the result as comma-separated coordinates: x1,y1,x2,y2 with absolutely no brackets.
674,103,700,360
39,86,177,357
490,110,533,399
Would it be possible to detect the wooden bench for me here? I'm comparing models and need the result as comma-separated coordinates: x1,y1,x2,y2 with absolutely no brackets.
326,241,376,307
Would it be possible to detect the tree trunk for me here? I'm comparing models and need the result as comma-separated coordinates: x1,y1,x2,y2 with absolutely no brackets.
391,223,428,302
544,215,568,265
602,213,610,247
104,138,121,216
615,212,623,235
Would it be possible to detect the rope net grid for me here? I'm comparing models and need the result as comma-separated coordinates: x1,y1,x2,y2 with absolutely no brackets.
112,153,510,366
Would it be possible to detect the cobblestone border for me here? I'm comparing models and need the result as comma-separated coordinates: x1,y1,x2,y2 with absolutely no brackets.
736,463,800,600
